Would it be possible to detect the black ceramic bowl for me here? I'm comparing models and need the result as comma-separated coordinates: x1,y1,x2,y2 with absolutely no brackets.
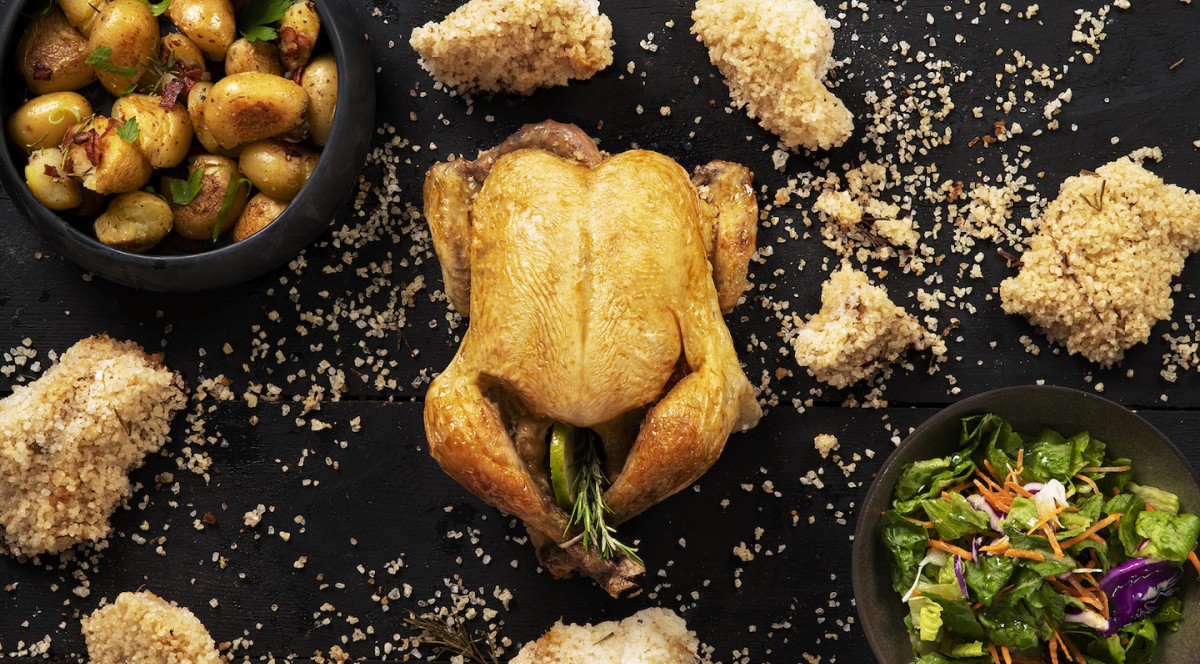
0,0,374,292
853,385,1200,664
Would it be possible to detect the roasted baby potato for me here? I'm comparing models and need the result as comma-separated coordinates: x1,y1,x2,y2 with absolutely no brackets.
110,94,194,168
233,192,287,241
225,38,283,76
59,0,110,37
238,140,317,201
17,7,97,95
87,0,159,95
164,155,249,240
166,0,237,62
93,191,174,252
61,116,153,194
205,73,308,149
301,53,337,146
24,148,83,211
6,92,94,154
138,34,209,88
279,1,320,75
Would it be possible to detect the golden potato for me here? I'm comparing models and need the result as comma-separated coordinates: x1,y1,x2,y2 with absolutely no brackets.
110,94,194,168
24,148,82,211
225,38,283,76
238,140,317,201
233,192,287,241
87,0,159,95
61,116,153,195
164,155,249,240
166,0,237,62
205,73,308,149
138,34,208,89
301,53,337,146
6,92,94,154
16,8,96,95
59,0,110,37
279,1,320,75
94,191,174,252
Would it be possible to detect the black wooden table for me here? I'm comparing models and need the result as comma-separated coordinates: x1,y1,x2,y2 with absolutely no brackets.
2,1,1200,661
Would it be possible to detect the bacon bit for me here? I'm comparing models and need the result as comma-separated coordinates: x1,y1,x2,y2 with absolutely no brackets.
292,66,305,85
1074,472,1101,496
1003,548,1045,562
1043,523,1065,559
1079,465,1132,473
988,642,1002,664
1028,504,1068,535
1189,551,1200,580
72,129,100,165
1060,513,1122,549
32,61,52,81
929,539,974,561
159,76,196,110
43,164,59,178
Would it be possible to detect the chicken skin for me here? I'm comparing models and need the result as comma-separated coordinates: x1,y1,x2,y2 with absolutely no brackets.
422,121,762,596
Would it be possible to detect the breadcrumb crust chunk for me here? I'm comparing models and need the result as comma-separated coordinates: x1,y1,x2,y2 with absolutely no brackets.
511,607,706,663
82,590,221,664
0,335,185,557
692,0,854,151
1000,153,1200,366
409,0,614,96
791,267,944,388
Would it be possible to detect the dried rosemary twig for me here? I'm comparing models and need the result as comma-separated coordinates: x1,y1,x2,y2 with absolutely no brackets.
403,610,500,664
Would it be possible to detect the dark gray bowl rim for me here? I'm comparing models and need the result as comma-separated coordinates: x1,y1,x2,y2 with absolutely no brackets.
851,384,1200,662
0,0,375,292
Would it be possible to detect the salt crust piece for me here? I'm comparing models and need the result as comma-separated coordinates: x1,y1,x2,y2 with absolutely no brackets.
691,0,854,151
0,335,185,557
409,0,614,96
511,607,707,663
999,152,1200,366
82,590,221,664
791,267,944,388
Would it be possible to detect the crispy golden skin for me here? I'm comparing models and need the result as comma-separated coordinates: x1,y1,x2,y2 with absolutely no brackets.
422,121,761,596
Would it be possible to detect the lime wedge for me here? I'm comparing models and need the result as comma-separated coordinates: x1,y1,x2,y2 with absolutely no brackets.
550,422,579,510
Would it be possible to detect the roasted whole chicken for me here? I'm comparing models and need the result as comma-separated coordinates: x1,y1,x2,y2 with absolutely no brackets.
422,121,762,596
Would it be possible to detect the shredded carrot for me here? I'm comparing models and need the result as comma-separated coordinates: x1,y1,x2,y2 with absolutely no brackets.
1027,504,1068,535
1088,533,1106,545
946,480,973,494
1054,629,1074,663
1016,449,1025,474
940,490,955,502
929,539,974,561
909,589,922,596
1099,587,1110,619
984,459,1003,483
975,480,1013,513
1082,571,1099,588
1001,645,1013,664
1049,635,1060,664
988,642,1002,664
1074,472,1100,495
1043,523,1065,559
1003,548,1045,562
1059,632,1088,664
1189,550,1200,580
980,539,1011,554
1006,481,1034,498
1145,503,1157,512
975,467,1004,491
1079,465,1132,473
902,516,935,529
1060,513,1122,549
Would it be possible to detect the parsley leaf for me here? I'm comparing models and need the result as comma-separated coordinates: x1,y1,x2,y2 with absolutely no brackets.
85,46,139,79
238,0,292,42
169,168,207,206
147,0,171,16
116,117,140,144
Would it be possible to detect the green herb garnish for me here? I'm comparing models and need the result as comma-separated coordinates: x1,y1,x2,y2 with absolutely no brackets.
147,0,171,16
238,0,293,42
213,175,251,241
85,46,139,79
115,117,140,144
169,168,206,206
561,428,642,565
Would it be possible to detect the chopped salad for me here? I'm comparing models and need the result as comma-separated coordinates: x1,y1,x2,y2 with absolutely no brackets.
879,414,1200,664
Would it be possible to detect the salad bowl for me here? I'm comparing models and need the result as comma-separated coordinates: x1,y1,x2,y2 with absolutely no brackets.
852,385,1200,664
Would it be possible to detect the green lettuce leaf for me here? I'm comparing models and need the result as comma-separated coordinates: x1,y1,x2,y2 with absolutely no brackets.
922,494,989,541
1128,483,1180,515
1022,429,1073,483
880,510,930,594
1104,492,1146,559
1135,511,1200,563
962,551,1015,605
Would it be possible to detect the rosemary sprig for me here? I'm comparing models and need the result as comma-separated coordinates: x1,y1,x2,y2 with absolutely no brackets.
563,435,642,565
403,610,500,664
